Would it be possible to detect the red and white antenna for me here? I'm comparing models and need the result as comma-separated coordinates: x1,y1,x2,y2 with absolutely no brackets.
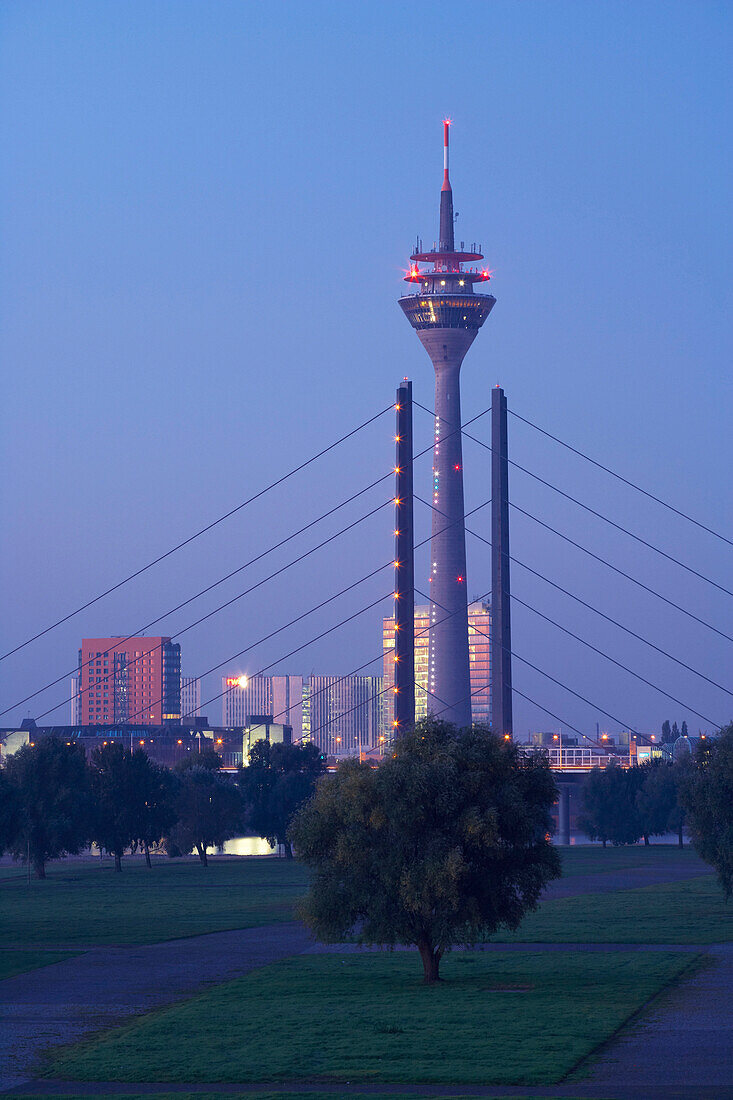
442,118,452,192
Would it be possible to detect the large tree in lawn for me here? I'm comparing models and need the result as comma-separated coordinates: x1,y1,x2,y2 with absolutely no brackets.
289,720,560,983
4,737,92,878
240,740,325,858
680,723,733,896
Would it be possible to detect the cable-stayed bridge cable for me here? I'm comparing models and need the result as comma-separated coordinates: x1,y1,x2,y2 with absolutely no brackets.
506,405,733,550
414,399,733,600
1,473,397,716
185,588,394,729
415,492,733,702
415,586,712,743
0,403,394,663
510,500,733,644
24,501,394,723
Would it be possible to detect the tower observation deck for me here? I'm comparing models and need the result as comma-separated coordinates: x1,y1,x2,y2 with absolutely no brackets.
398,121,495,728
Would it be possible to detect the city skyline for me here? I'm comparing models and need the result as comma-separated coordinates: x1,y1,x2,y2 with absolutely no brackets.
1,4,730,740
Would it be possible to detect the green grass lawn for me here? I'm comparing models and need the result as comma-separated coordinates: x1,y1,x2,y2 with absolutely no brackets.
0,857,309,947
493,874,731,944
44,950,695,1086
0,949,79,981
558,844,702,877
6,1095,593,1100
10,1094,592,1100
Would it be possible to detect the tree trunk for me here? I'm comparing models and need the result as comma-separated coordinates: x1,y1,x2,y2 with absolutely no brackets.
33,857,46,880
678,826,684,848
643,834,650,846
144,841,152,869
602,838,607,849
282,839,293,860
196,843,208,867
114,851,122,872
417,938,442,983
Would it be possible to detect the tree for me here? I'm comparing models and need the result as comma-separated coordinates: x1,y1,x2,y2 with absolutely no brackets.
635,761,678,844
4,737,92,878
671,721,680,740
90,743,138,872
681,720,689,738
680,724,733,897
0,768,21,856
176,746,222,772
661,720,672,744
240,740,325,858
128,751,178,867
290,720,561,983
578,765,642,847
170,767,243,867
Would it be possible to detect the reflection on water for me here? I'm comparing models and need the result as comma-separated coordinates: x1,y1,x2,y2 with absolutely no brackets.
211,836,276,856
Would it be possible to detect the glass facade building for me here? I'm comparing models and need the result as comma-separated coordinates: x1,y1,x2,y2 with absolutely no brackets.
222,674,303,738
382,601,490,730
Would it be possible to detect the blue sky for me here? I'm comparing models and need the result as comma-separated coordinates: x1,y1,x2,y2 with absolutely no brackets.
1,0,731,736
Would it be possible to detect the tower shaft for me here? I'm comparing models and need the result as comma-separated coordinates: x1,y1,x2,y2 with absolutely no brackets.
428,347,471,726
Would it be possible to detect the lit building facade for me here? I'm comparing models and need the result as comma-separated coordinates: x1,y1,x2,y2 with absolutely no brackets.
180,675,201,719
222,674,303,738
78,637,181,726
383,601,490,731
306,675,383,757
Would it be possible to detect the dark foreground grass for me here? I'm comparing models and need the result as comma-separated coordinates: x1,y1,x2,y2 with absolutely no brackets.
44,950,695,1086
11,1094,587,1100
558,843,703,877
493,874,731,944
0,858,309,946
0,949,78,981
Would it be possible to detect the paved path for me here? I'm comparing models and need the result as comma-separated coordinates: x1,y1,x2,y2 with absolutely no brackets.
542,860,710,899
571,941,733,1097
0,923,313,1093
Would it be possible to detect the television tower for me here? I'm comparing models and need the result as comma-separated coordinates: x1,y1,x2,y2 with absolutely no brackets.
399,121,495,727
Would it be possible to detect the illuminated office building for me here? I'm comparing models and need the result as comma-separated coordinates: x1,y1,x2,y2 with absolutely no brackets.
222,674,303,738
383,601,490,731
306,675,383,757
77,637,181,726
180,675,201,719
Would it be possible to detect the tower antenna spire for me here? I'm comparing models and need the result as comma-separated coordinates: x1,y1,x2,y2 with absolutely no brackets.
439,119,454,252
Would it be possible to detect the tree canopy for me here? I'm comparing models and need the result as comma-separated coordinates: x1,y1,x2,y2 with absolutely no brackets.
681,724,733,897
176,746,223,772
578,764,643,846
290,720,560,982
90,745,177,870
240,739,325,858
90,742,136,871
4,737,92,878
169,766,243,866
635,759,687,847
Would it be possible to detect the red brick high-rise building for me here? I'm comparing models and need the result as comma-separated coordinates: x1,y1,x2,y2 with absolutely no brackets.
76,637,181,726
